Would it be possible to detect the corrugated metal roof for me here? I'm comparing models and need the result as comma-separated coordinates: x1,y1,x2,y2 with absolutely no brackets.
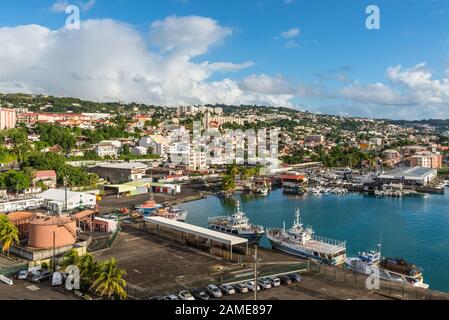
144,216,248,246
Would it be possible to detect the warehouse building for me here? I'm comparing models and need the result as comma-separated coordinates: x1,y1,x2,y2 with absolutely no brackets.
103,181,181,197
377,167,437,187
89,162,148,184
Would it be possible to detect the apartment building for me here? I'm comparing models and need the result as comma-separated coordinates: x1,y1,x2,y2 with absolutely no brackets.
410,152,443,169
0,108,17,130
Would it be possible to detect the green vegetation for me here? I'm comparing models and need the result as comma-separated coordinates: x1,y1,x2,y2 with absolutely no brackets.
0,214,19,254
61,249,127,300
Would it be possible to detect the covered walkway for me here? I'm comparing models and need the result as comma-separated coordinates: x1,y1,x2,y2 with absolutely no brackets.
143,217,248,260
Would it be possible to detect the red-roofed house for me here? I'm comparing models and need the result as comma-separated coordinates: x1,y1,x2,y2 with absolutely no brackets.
33,170,57,189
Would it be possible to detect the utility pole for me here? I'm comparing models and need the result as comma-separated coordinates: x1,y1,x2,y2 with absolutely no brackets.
64,176,68,214
52,230,56,271
253,245,258,301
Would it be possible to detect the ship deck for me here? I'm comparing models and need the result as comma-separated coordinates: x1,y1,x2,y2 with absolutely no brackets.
270,234,346,255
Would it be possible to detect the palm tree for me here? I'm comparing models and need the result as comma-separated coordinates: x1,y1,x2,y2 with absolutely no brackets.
78,253,98,286
0,221,19,254
90,258,127,300
61,249,80,270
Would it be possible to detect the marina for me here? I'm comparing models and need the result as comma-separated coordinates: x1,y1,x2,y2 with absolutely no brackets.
181,187,449,293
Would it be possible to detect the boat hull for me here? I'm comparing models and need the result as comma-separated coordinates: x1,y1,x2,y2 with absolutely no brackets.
268,238,345,266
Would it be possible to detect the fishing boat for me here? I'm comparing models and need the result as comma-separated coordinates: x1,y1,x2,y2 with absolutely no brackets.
345,246,429,289
267,209,347,266
135,200,162,215
151,207,188,222
208,200,265,244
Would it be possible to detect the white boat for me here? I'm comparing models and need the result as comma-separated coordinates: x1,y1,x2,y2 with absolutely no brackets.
345,246,429,289
267,209,347,266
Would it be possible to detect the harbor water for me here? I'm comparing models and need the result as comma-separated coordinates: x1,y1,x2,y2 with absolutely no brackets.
181,188,449,293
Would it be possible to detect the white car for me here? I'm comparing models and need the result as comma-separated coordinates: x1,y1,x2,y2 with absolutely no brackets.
220,284,236,295
17,270,29,280
245,281,260,293
268,277,281,287
207,284,223,298
178,290,195,301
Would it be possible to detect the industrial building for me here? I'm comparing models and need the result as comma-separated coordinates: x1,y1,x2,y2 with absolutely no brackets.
89,162,148,184
103,181,181,197
38,189,97,213
377,167,438,187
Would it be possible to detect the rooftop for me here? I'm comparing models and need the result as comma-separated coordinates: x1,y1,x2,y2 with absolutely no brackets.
144,216,248,246
379,166,437,178
96,162,147,170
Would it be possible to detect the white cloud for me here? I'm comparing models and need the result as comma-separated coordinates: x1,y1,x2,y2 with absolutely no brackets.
0,17,293,107
281,27,300,39
51,0,96,13
341,83,410,105
51,0,69,13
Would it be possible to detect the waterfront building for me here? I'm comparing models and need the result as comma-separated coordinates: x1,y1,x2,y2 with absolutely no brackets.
410,152,442,169
377,167,437,187
0,108,17,130
89,162,148,184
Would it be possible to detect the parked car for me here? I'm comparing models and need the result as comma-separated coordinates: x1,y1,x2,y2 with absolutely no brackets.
192,288,210,300
178,290,195,301
279,275,292,286
207,284,223,298
287,273,302,283
232,283,249,293
163,295,180,300
148,296,164,300
245,281,260,293
268,276,281,287
257,278,272,290
220,284,236,295
17,270,29,280
31,271,52,283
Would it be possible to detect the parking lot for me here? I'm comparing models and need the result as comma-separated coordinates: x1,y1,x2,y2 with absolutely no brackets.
94,226,392,300
0,280,79,300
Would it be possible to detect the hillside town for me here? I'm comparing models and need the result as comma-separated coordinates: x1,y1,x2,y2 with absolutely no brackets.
0,93,449,300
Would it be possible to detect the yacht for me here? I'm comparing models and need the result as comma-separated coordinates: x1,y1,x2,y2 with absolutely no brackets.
345,246,429,289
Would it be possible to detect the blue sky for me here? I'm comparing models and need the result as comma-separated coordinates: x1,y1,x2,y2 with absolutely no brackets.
1,0,449,119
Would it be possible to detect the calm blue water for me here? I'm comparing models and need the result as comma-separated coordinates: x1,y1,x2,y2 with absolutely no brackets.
181,188,449,293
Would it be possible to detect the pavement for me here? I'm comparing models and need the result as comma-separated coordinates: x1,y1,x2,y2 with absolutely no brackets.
0,280,79,300
93,226,394,300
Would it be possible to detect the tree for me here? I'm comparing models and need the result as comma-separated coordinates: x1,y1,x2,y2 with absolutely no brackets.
61,249,80,270
78,253,98,287
0,215,19,254
0,170,31,192
90,258,127,300
222,174,236,192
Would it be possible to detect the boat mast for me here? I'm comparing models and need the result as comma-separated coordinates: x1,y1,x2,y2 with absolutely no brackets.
295,208,301,226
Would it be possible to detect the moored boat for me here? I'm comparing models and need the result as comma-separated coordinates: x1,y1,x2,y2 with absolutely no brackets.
345,246,429,289
267,209,347,266
208,200,265,244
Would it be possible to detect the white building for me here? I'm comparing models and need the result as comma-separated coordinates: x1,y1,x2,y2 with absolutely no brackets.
140,135,170,157
94,140,121,158
169,143,208,171
131,146,149,156
38,189,97,213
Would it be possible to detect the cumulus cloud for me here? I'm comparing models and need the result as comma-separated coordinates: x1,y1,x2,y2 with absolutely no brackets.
0,16,294,107
281,28,300,39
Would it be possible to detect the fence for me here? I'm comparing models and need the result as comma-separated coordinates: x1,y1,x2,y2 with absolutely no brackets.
0,263,29,277
310,262,449,300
